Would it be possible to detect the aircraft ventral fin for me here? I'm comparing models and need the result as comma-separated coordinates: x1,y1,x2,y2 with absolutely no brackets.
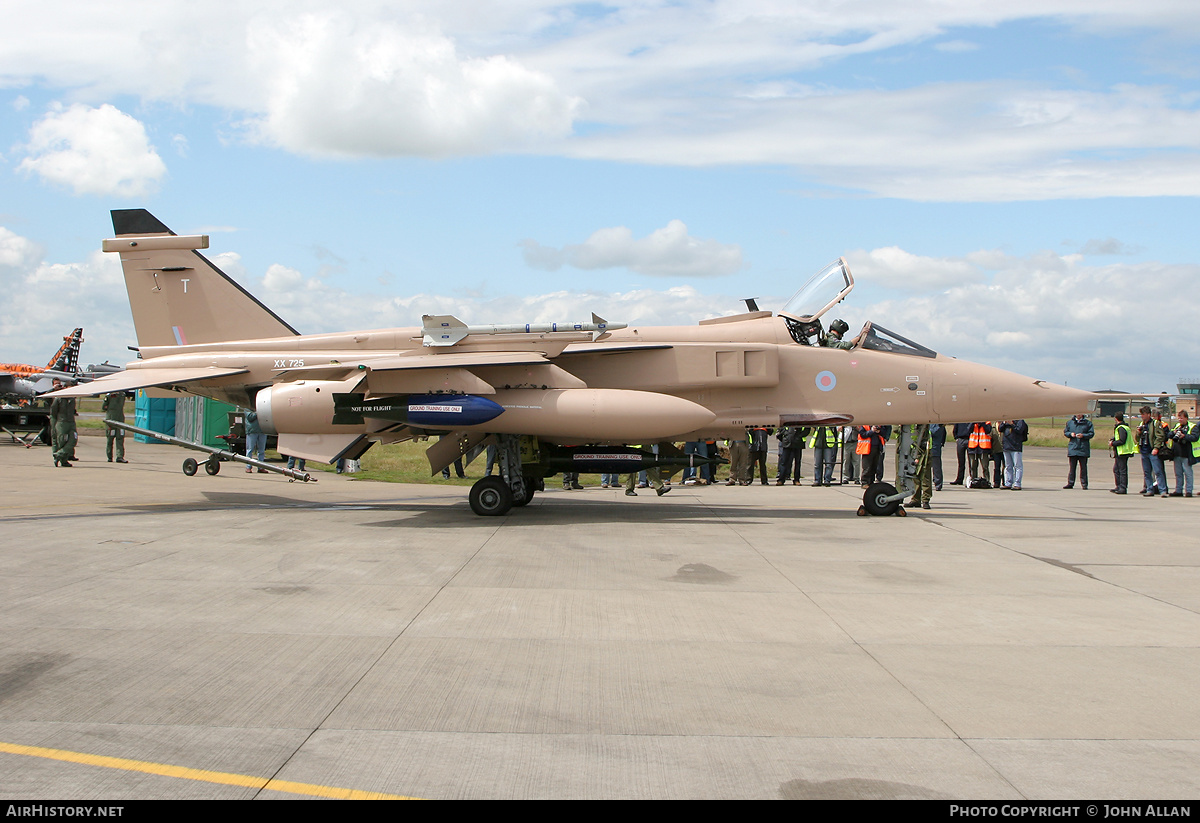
780,412,855,426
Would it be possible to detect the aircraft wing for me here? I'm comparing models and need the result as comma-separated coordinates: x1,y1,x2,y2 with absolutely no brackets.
42,366,250,397
273,350,553,380
275,350,588,396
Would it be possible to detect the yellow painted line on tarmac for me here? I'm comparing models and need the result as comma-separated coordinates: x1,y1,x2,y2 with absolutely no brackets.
0,740,420,800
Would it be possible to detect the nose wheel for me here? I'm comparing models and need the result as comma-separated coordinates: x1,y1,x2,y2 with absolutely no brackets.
860,482,904,516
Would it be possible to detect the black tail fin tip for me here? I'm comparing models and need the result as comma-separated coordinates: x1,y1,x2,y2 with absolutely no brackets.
111,209,174,236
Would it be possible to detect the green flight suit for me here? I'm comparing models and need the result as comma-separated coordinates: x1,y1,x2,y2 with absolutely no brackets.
103,392,126,461
50,396,77,465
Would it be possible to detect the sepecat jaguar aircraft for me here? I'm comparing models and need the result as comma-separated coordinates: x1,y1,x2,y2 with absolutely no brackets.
50,209,1093,516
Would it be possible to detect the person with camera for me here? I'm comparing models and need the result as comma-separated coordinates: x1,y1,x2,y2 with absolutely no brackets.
1169,411,1198,497
1136,406,1169,497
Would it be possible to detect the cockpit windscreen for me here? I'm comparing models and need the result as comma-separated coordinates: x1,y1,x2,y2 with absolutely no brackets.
858,324,937,358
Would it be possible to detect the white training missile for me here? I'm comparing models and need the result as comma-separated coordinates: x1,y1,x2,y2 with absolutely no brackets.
421,313,626,347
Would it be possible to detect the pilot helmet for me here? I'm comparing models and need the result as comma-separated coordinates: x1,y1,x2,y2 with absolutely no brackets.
829,318,849,336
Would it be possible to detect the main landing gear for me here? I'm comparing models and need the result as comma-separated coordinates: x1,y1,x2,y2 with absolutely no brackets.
469,476,511,516
468,434,537,516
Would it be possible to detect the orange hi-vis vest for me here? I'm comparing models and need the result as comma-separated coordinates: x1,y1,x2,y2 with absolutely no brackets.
968,423,988,449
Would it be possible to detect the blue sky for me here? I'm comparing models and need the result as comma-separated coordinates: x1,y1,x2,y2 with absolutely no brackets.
2,1,1199,392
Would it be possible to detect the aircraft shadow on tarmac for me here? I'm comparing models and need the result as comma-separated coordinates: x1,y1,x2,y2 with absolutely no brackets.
0,485,1108,530
352,495,1102,529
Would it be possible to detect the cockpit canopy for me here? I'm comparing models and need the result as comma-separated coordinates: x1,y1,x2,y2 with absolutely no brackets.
779,257,854,323
779,257,938,357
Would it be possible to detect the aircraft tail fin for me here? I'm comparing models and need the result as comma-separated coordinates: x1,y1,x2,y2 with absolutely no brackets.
106,209,299,349
45,328,83,373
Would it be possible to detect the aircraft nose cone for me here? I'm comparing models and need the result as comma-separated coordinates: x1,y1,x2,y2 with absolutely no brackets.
1013,380,1094,419
936,360,1093,421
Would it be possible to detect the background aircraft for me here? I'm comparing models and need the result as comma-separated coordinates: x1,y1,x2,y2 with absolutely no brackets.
0,328,84,401
52,209,1093,515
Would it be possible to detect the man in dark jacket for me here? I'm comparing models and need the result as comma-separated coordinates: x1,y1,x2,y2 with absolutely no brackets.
1137,406,1169,497
1169,411,1197,497
950,423,972,485
967,422,992,488
776,425,805,485
859,426,886,486
748,426,773,486
929,423,946,491
1063,414,1094,489
998,420,1028,489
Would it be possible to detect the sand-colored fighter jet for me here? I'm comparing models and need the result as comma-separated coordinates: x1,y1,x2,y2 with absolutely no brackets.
51,209,1093,515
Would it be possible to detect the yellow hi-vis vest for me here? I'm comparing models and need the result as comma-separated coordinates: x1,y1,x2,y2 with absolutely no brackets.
1115,424,1136,456
806,426,838,449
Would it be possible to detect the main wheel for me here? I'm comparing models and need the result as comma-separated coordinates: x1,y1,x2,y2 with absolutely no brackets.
862,482,900,516
205,458,221,476
182,457,199,476
470,476,513,516
511,476,537,507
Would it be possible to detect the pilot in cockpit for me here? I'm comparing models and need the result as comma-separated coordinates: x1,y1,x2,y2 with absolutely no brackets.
824,318,854,350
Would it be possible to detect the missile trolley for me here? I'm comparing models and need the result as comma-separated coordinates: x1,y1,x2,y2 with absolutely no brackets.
106,420,316,481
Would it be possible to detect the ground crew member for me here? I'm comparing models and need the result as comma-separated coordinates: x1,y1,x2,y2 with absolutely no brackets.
103,391,128,463
49,382,77,468
625,445,670,496
725,434,750,485
908,424,933,509
807,425,839,485
967,422,991,487
1109,413,1134,494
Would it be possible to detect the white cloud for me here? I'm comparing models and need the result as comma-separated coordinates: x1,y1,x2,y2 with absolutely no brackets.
243,12,581,157
850,249,1197,391
567,82,1200,200
0,2,1197,198
241,257,745,336
521,219,743,277
1,223,1190,396
17,103,166,197
0,227,134,368
845,247,984,290
0,227,44,270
